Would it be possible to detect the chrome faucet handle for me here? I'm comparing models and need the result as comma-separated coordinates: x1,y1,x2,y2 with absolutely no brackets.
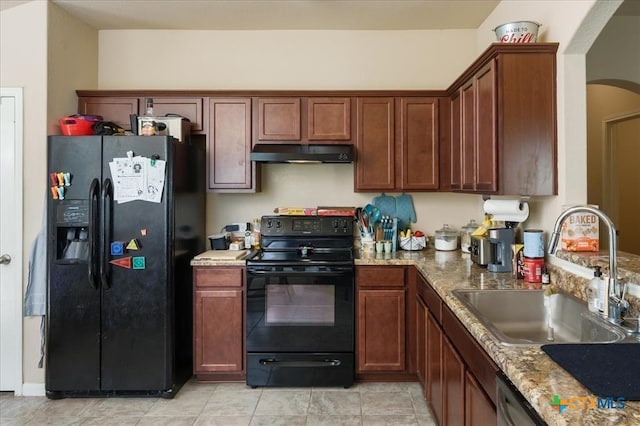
608,295,628,324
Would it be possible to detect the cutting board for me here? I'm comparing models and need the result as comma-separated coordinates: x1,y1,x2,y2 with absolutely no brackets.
193,250,247,260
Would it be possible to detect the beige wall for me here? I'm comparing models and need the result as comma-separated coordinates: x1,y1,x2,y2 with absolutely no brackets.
477,0,616,231
98,29,488,237
2,0,631,389
587,15,640,88
586,84,640,209
1,0,49,389
1,0,98,389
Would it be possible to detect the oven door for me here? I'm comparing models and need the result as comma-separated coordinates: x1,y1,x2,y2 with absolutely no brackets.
246,264,354,353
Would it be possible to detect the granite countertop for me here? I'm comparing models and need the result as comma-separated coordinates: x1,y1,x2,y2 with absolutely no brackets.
356,249,640,425
191,248,639,423
555,250,640,284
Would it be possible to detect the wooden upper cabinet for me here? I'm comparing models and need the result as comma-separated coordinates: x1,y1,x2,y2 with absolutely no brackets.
449,92,462,190
460,81,475,191
142,97,204,133
255,97,351,143
78,97,139,131
207,98,256,192
257,97,301,141
398,97,439,190
474,61,498,193
447,43,558,195
306,97,351,140
78,96,204,133
355,97,395,191
356,97,440,192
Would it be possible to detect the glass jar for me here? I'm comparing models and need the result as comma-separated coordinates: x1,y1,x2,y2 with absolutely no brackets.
434,224,458,251
460,219,479,253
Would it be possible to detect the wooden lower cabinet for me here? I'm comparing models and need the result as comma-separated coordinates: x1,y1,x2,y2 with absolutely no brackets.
443,335,465,426
193,266,245,381
465,370,497,426
356,265,415,378
357,289,406,372
417,270,497,425
427,311,444,424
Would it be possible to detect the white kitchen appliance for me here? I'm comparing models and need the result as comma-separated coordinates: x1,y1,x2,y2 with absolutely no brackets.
137,116,191,142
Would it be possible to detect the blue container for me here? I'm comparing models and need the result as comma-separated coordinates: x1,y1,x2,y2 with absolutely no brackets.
523,229,544,258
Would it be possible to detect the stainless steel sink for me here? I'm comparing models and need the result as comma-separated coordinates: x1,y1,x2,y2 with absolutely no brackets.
452,289,627,346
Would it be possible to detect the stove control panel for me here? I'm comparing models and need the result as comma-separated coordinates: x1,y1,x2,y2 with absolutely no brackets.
261,215,353,236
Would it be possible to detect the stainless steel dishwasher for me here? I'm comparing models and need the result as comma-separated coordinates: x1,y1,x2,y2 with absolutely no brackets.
496,372,547,426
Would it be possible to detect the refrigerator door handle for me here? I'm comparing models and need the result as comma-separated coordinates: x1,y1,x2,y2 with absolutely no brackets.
100,178,113,289
88,178,100,289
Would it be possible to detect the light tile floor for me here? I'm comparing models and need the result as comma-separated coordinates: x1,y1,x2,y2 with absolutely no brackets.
1,380,437,425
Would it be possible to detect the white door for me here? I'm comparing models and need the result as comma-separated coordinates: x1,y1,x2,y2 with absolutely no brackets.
0,88,24,393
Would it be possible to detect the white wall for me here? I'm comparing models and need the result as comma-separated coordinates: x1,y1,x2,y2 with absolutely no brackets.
98,29,488,236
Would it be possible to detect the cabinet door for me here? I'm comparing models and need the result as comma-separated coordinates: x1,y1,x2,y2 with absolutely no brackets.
143,97,204,133
207,98,255,191
398,97,439,190
427,311,443,425
416,296,428,393
357,289,405,372
474,61,498,193
78,97,139,131
355,97,395,191
257,97,301,141
449,92,462,190
306,97,351,141
194,289,243,373
460,83,475,191
443,335,465,426
465,370,496,426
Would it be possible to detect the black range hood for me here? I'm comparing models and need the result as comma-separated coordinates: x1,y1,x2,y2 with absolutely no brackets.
250,144,353,164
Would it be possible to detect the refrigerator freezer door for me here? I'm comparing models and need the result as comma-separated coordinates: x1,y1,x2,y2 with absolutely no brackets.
46,136,103,394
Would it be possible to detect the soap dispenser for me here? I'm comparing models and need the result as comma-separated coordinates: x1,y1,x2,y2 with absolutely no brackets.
587,266,604,313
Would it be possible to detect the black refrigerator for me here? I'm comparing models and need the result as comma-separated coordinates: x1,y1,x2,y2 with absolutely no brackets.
45,135,205,399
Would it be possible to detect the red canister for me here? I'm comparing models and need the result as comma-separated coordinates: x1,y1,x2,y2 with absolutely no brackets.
523,256,545,283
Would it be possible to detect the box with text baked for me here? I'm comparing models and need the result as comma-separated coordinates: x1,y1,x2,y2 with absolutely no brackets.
560,205,599,251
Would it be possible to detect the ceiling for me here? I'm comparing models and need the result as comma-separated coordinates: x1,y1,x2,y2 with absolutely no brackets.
2,0,504,30
2,0,637,31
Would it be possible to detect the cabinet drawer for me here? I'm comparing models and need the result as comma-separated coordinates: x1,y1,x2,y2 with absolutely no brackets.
195,267,244,288
357,266,405,288
418,275,442,322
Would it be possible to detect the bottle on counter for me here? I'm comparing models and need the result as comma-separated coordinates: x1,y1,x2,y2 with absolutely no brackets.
251,218,261,250
244,222,252,249
587,266,604,313
145,98,154,116
461,219,478,253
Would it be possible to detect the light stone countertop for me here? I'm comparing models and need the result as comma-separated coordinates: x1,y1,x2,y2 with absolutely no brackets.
356,248,640,426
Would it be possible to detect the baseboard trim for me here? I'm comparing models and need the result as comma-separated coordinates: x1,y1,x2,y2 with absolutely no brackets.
22,382,45,396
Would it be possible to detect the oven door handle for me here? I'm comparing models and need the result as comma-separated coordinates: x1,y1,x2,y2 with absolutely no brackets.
259,358,342,367
248,269,352,277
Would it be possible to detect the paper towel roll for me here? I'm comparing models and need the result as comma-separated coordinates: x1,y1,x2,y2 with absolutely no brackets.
483,199,529,222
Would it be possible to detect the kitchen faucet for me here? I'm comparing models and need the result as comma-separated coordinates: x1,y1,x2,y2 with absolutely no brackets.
548,205,624,323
